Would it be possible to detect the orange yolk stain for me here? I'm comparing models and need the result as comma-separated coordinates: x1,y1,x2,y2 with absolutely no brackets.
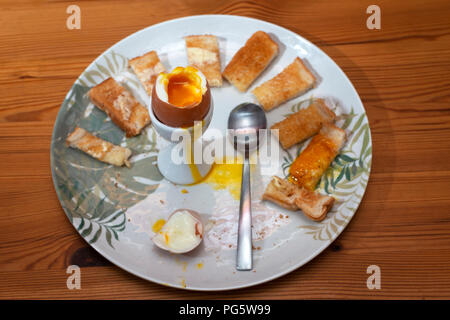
289,134,338,190
183,124,204,184
164,233,169,245
152,219,166,233
204,157,244,200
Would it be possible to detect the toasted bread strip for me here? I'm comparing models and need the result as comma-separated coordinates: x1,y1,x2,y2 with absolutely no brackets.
262,176,299,211
262,176,334,221
129,51,166,96
185,35,222,87
253,57,316,111
66,127,132,167
289,123,346,190
271,99,336,149
222,31,278,92
294,188,335,222
88,78,151,137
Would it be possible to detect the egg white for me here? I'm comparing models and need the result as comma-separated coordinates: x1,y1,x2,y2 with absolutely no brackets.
153,209,203,253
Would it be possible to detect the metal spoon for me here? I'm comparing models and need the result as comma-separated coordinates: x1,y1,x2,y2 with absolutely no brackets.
228,103,267,271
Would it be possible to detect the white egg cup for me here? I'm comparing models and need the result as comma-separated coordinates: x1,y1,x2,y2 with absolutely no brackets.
149,100,214,185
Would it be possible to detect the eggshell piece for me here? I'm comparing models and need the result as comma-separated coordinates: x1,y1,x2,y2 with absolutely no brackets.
152,209,204,254
152,76,211,128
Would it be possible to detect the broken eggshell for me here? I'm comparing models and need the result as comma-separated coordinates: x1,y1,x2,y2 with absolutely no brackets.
152,209,204,254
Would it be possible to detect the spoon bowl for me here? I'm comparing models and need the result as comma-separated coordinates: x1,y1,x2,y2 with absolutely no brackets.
228,103,267,154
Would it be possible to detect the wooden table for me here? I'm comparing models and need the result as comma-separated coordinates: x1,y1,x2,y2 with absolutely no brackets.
1,0,449,299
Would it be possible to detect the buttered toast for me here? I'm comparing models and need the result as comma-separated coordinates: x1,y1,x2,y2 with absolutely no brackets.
289,123,346,191
262,176,335,222
129,51,166,96
253,57,316,111
88,78,151,137
271,98,336,149
66,127,132,167
185,35,222,87
222,31,279,92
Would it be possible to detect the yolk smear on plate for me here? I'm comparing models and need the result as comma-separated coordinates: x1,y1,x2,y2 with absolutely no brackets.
181,188,189,194
204,157,243,200
183,129,203,183
196,263,204,269
152,219,166,233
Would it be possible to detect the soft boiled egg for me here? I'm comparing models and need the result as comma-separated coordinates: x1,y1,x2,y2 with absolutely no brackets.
152,66,211,128
152,209,203,254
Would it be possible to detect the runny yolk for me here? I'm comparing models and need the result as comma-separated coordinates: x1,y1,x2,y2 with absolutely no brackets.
152,219,166,233
203,156,244,200
167,73,202,107
289,134,337,190
164,232,169,244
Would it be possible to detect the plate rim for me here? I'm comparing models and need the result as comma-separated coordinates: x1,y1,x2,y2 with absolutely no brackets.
50,14,372,291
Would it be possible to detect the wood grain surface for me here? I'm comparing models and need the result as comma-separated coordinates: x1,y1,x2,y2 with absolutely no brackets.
1,0,449,299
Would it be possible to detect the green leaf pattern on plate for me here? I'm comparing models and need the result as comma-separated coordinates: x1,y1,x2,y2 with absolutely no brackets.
51,51,162,248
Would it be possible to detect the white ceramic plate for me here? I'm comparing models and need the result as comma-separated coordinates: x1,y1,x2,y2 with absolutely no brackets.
51,15,372,291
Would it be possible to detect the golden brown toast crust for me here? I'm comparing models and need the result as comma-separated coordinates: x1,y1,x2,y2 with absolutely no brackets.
222,31,279,92
271,98,336,149
262,176,335,221
253,57,316,111
88,78,151,137
185,35,222,87
262,176,299,211
129,51,166,96
66,126,132,167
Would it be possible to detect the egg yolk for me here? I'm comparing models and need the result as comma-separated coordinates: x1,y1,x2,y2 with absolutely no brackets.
163,67,203,108
289,134,338,190
152,219,166,233
203,156,244,200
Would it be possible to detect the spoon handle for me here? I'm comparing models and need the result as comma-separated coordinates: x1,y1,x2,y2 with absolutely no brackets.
236,155,252,270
